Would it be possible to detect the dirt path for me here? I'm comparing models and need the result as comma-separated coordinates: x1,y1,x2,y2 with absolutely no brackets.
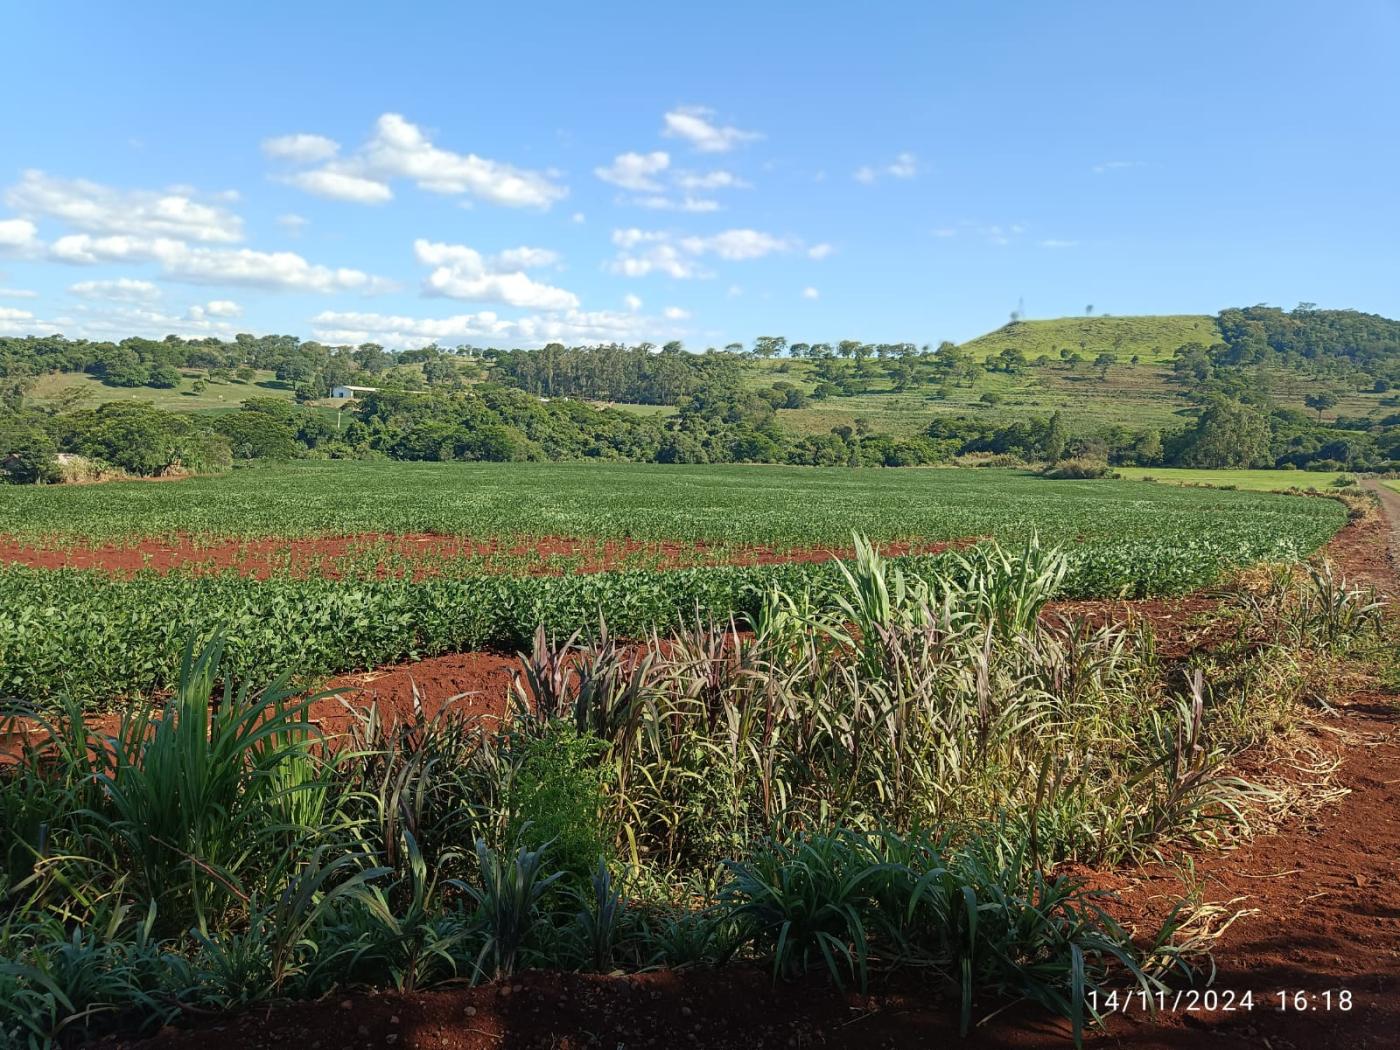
1364,480,1400,577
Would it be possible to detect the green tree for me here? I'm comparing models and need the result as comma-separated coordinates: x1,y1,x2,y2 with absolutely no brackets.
0,422,61,483
1175,397,1271,468
1041,410,1068,462
1303,391,1339,420
148,365,183,389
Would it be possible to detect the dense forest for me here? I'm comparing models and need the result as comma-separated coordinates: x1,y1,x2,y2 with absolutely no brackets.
2,306,1399,482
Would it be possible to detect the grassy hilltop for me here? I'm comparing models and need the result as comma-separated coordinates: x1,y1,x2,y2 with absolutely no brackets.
958,315,1221,366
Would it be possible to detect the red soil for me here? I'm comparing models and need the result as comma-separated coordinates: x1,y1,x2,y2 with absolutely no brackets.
0,533,966,579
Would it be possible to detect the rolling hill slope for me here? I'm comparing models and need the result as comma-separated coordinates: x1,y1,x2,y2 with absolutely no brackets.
958,315,1221,365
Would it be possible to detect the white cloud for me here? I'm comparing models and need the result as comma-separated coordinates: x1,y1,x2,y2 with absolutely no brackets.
0,287,38,299
673,169,749,191
0,305,57,335
624,293,642,311
607,227,795,278
1092,160,1145,174
203,299,242,317
631,194,720,213
69,277,161,302
681,229,792,260
663,305,690,320
493,246,561,270
0,218,39,252
595,151,670,191
48,234,394,293
7,171,244,242
261,133,340,164
854,152,918,183
277,213,309,236
931,227,957,238
277,114,567,209
807,242,834,260
571,211,586,224
283,169,393,204
66,300,242,339
801,286,820,300
1039,239,1078,249
413,238,578,310
310,306,669,349
662,106,761,153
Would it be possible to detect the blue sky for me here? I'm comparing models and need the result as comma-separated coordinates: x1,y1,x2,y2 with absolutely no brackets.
2,1,1397,349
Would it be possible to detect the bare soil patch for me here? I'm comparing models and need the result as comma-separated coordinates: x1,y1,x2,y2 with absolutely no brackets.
0,533,965,579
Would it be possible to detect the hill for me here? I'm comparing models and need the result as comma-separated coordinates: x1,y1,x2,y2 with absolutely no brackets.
958,315,1221,366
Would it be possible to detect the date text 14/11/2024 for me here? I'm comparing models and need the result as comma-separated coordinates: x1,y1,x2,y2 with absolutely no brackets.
1088,989,1355,1014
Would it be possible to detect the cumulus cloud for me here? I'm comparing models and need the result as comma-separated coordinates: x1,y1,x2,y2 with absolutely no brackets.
0,217,39,253
69,277,162,302
854,152,918,183
806,242,834,260
801,286,819,300
283,169,392,204
48,234,394,293
261,133,340,163
595,151,670,191
203,299,242,317
274,113,567,209
7,171,244,242
673,169,749,191
0,287,38,299
493,246,561,270
413,238,578,310
66,300,243,339
662,106,761,153
662,306,690,320
310,306,671,349
607,227,795,278
631,195,720,213
623,293,642,311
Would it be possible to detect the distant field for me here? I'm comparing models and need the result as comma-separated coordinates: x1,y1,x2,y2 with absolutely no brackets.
1115,466,1349,492
0,460,1344,553
26,369,297,413
958,315,1221,366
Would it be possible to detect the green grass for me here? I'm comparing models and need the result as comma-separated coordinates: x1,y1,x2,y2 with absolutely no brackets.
777,363,1191,436
958,315,1222,366
0,460,1344,549
26,369,298,414
1115,467,1351,492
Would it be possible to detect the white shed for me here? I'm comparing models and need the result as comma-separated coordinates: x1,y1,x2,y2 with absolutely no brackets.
331,385,379,399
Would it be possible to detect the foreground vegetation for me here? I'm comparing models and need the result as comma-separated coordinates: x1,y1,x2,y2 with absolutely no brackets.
1,538,1382,1047
0,466,1347,708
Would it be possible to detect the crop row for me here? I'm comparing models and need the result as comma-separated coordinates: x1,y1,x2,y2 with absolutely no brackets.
0,518,1343,709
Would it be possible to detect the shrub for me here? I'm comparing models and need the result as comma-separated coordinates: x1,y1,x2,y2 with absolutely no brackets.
505,723,613,887
1041,457,1116,480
